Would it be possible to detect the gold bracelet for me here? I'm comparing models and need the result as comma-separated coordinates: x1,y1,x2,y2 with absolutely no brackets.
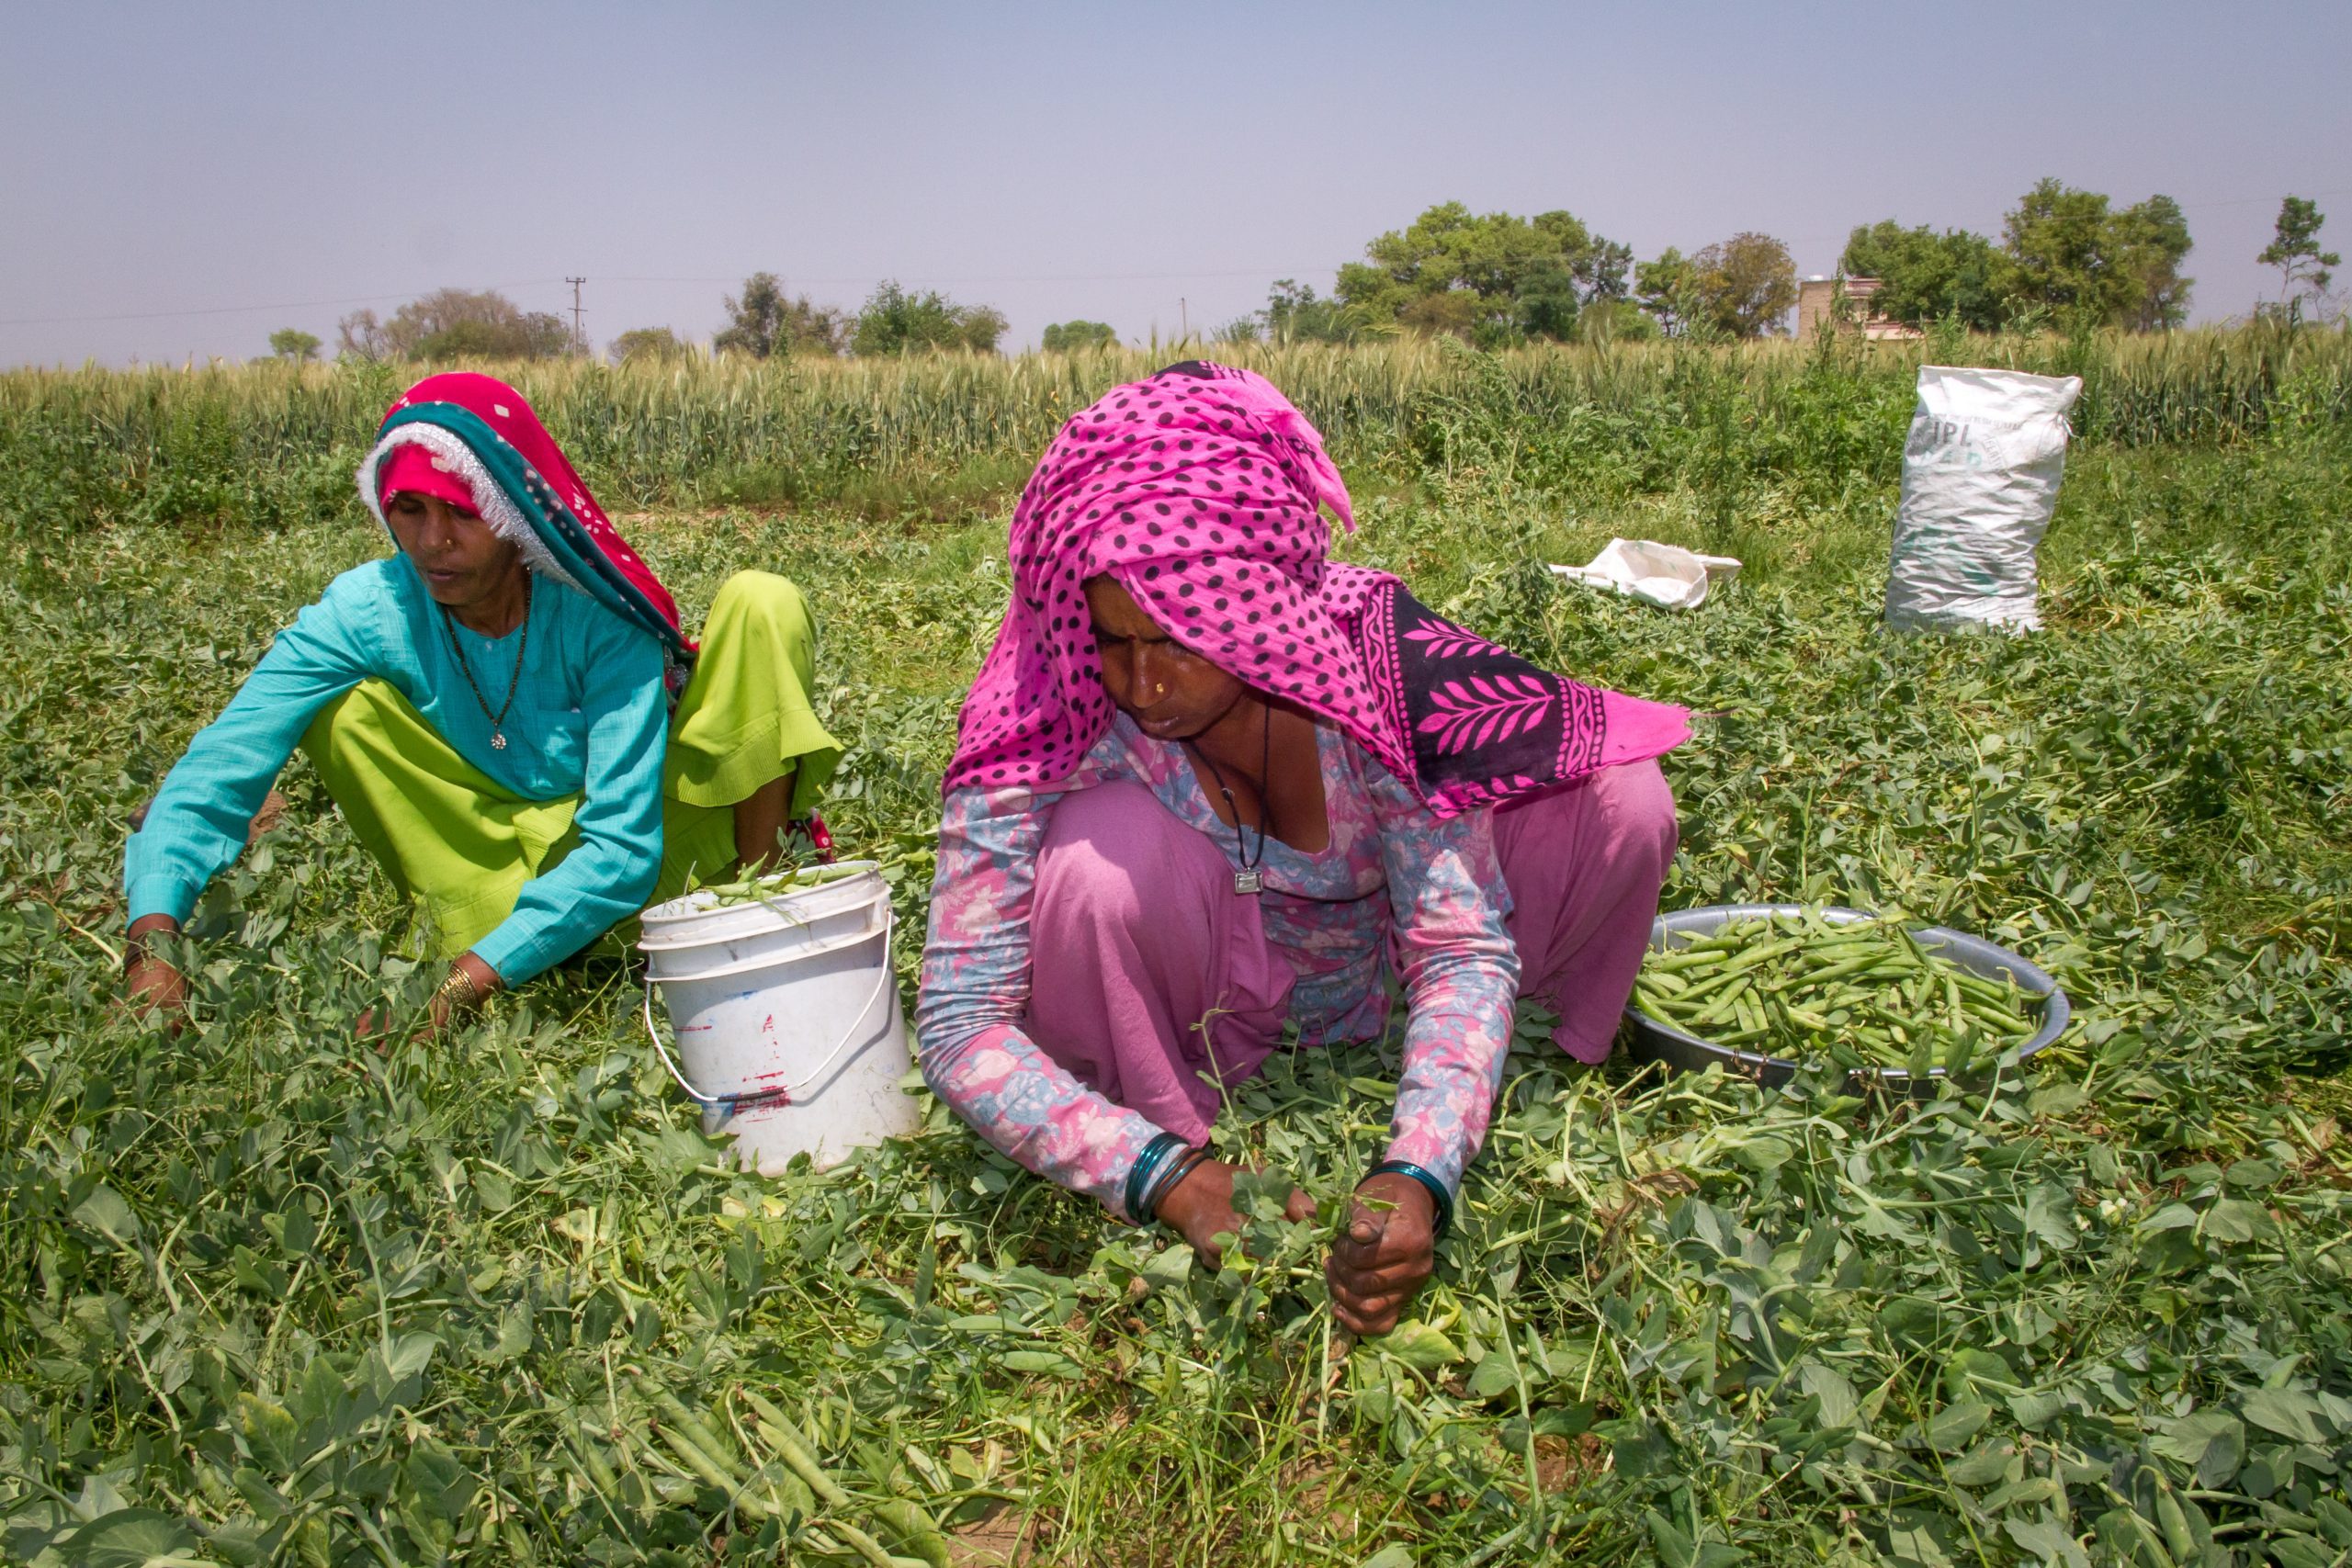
436,965,481,1010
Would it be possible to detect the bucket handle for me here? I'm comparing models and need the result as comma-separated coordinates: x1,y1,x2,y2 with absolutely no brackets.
641,905,898,1113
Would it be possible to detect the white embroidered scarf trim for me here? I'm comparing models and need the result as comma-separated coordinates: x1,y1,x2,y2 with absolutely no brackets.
356,425,582,592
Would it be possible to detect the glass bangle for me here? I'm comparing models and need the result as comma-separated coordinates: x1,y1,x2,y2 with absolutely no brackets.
1364,1159,1454,1241
1139,1145,1207,1224
1125,1132,1186,1223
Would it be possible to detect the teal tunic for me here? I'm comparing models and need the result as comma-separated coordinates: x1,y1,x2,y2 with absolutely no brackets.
125,557,668,982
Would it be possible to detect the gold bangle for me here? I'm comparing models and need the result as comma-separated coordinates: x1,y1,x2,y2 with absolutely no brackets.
436,965,481,1010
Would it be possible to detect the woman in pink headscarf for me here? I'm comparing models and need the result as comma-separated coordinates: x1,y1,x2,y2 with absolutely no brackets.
125,373,840,1030
917,362,1688,1335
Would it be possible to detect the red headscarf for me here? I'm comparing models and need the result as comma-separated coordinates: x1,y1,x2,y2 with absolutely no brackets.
360,373,687,657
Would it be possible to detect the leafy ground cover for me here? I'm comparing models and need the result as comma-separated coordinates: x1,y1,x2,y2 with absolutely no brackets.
3,358,2349,1564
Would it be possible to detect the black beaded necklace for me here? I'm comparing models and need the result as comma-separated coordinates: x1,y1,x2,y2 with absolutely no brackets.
1185,699,1272,896
440,574,532,751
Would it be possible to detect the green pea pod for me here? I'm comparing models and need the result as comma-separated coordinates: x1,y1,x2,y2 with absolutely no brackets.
1649,945,1730,973
1796,952,1903,987
1715,933,1808,973
639,1381,742,1470
1965,1003,2034,1039
1632,985,1681,1021
828,1519,925,1568
1675,929,1747,953
1951,971,2018,1008
1941,1024,1980,1079
570,1425,623,1499
1694,976,1752,1026
654,1422,753,1506
1672,965,1754,1007
2154,1485,2199,1565
871,1499,953,1568
739,1389,854,1512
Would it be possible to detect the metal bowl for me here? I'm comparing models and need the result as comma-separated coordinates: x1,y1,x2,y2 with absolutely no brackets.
1621,903,2071,1097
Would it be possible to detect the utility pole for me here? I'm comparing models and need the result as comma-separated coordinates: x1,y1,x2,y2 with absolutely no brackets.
1180,297,1188,342
566,276,586,355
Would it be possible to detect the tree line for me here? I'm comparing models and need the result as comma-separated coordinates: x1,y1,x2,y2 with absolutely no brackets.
265,186,2336,365
301,277,1011,368
1229,183,2324,348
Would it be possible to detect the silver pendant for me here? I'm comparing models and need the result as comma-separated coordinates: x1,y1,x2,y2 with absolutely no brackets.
491,730,507,750
1234,868,1263,896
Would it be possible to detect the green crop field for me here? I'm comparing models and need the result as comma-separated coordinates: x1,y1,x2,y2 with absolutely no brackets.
3,333,2350,1566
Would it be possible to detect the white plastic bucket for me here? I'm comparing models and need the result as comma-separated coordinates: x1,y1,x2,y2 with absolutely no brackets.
639,863,922,1172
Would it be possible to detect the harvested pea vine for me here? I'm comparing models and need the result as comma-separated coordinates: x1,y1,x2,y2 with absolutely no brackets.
687,862,868,908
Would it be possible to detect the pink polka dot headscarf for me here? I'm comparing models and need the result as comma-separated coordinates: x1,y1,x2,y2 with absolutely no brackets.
945,362,1690,815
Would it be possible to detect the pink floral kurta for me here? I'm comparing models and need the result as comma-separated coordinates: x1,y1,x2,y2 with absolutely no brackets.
917,710,1519,1217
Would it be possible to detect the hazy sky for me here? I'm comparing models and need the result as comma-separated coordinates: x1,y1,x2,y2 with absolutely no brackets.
6,1,2348,367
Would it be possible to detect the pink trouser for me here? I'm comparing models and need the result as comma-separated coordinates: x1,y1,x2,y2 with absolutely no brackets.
1025,760,1678,1143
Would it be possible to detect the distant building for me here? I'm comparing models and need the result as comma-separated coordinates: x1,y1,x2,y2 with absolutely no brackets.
1796,276,1924,342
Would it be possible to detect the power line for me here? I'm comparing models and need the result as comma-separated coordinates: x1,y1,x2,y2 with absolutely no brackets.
598,267,1330,286
0,268,1326,332
0,268,1319,330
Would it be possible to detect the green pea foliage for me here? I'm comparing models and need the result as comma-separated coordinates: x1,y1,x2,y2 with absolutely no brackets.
2,343,2348,1564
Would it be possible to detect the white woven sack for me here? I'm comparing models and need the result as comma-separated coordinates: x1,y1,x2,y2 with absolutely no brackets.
1885,366,2082,633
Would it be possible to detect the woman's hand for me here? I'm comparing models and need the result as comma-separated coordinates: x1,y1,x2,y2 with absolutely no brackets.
123,790,288,1031
124,914,187,1028
357,952,503,1042
1327,1171,1438,1337
429,952,504,1032
1153,1156,1313,1267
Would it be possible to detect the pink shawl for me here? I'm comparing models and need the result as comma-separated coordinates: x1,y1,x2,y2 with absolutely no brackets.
944,362,1689,815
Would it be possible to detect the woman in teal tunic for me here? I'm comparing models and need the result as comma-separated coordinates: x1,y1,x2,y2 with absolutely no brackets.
124,372,840,1029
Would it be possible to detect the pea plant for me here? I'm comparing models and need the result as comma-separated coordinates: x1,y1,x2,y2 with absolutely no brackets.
3,367,2348,1563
